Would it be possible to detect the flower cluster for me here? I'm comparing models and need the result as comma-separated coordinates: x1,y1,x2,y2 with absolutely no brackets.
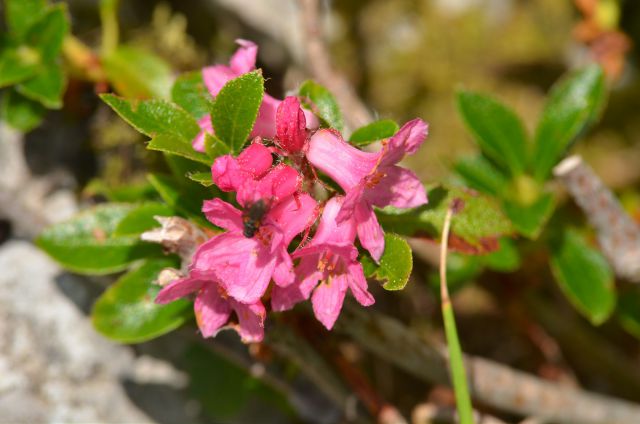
156,40,429,342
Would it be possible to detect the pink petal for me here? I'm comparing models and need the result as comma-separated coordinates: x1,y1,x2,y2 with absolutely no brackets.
231,299,266,343
268,193,317,244
250,95,279,139
366,166,428,209
202,198,244,232
309,196,356,245
202,64,237,97
211,154,242,192
190,233,255,279
347,262,375,306
224,240,277,304
276,96,307,153
237,164,301,207
272,247,295,287
355,202,385,262
311,275,348,330
229,39,257,75
236,141,273,179
156,276,203,304
293,242,355,261
271,258,319,311
307,129,379,190
194,284,232,338
336,184,364,225
193,116,214,152
380,119,428,166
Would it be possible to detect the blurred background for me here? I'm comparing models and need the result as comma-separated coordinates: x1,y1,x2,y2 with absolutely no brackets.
1,0,640,422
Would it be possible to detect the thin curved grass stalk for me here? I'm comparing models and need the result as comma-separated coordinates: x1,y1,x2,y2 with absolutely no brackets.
440,204,474,424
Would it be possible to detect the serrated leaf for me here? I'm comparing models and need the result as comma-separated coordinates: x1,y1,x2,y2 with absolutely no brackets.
1,89,46,131
113,202,174,236
503,193,555,239
6,0,48,39
457,90,529,176
617,289,640,340
187,172,214,187
349,119,399,146
533,65,606,181
211,70,264,153
377,185,514,254
550,229,616,325
92,258,192,343
36,203,162,275
454,155,509,197
103,45,173,99
23,4,69,63
172,71,214,119
16,62,65,108
299,80,343,131
147,173,212,229
362,233,412,290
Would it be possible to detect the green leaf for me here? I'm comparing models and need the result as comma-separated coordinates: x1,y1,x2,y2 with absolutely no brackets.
36,203,162,275
187,172,214,187
147,173,212,229
1,89,46,131
113,202,174,236
103,45,173,99
171,71,214,119
533,65,606,181
483,237,521,272
454,155,509,197
204,133,231,159
617,289,640,340
362,233,413,290
148,134,211,165
349,119,399,146
503,193,555,239
299,80,343,131
92,258,192,343
550,229,616,325
211,70,264,153
23,4,69,63
457,90,529,176
16,62,65,108
428,253,484,293
5,0,48,39
377,185,514,254
0,46,42,87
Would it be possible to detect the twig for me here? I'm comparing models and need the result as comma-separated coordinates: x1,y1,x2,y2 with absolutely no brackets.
337,305,640,424
297,0,373,130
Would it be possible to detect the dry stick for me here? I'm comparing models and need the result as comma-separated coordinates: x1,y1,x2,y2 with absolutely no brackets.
297,0,373,130
337,306,640,424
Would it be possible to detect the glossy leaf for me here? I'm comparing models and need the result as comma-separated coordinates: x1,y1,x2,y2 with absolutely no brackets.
172,71,214,119
550,230,616,325
349,119,399,146
5,0,47,39
211,70,264,153
454,155,509,197
147,173,212,229
299,80,344,131
1,89,46,131
457,90,529,176
113,202,174,236
204,133,231,159
187,172,214,187
377,185,514,254
362,233,413,290
533,65,606,181
92,258,192,343
16,62,65,108
36,203,162,275
503,193,555,239
103,45,173,99
148,134,211,165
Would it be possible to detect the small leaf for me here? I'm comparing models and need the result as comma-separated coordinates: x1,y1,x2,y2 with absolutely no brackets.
36,203,162,275
1,89,46,131
377,185,514,254
23,3,69,63
550,229,616,325
211,70,264,153
457,90,529,176
113,202,174,236
92,258,192,343
147,173,212,229
299,80,344,131
362,233,413,290
454,155,509,197
0,46,42,87
204,133,231,159
349,119,399,146
6,0,48,39
533,65,606,181
16,62,65,108
617,289,640,340
148,134,211,165
483,237,521,272
172,71,214,119
103,45,173,99
503,193,555,239
187,172,214,187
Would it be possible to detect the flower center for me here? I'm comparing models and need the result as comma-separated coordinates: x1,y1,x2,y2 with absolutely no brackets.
317,250,345,276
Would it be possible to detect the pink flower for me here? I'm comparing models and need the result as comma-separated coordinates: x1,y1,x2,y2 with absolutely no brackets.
156,276,266,342
193,40,318,151
276,96,307,154
272,197,374,330
192,193,317,304
306,119,428,261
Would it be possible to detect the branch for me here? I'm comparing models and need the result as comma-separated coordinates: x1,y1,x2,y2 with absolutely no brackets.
337,305,640,424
